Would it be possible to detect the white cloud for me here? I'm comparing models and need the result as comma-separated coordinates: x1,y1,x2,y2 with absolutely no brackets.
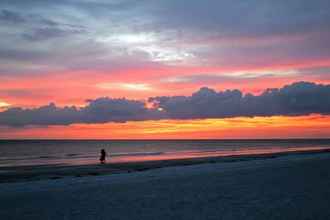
96,82,152,91
97,32,157,45
136,45,194,63
96,31,195,64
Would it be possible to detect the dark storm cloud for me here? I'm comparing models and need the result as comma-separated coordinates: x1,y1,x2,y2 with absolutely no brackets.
0,8,73,28
3,0,330,35
2,0,330,39
22,27,86,41
0,9,25,23
0,98,162,126
0,48,46,61
80,97,160,123
0,103,81,126
148,0,330,37
0,0,329,76
1,82,330,126
0,9,61,26
150,82,330,119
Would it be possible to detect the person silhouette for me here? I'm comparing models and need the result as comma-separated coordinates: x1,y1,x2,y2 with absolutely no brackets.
100,149,106,164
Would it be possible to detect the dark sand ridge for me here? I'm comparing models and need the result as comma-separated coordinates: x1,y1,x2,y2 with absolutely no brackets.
1,148,330,183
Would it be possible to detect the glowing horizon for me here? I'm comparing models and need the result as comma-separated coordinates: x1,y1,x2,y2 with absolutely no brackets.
1,115,330,139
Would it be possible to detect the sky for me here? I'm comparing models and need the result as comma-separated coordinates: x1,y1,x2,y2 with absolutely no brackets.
0,0,330,139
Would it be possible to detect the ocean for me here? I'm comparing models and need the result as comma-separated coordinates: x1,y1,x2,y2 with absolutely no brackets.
1,139,330,167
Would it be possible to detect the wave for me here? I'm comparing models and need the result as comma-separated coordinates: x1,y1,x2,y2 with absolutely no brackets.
110,151,164,157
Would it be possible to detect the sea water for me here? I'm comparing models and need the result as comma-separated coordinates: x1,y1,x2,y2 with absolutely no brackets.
0,139,330,167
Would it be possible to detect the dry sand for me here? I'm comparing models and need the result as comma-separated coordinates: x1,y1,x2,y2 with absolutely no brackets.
1,152,330,219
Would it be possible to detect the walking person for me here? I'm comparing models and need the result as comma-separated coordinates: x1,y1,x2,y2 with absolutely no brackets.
100,149,107,164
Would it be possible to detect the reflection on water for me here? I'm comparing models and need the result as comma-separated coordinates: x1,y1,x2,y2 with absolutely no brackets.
110,146,330,163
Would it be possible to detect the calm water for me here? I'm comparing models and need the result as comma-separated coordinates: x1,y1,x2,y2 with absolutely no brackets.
0,139,330,167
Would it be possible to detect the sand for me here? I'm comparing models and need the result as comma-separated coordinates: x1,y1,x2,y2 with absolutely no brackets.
1,152,330,219
1,148,330,183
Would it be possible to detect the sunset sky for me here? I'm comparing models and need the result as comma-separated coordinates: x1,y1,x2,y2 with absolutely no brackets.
1,0,330,139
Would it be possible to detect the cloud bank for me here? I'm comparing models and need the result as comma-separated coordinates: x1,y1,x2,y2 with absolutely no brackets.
1,81,330,126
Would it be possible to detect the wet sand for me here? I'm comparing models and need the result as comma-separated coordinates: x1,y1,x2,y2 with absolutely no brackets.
0,148,330,183
1,150,330,219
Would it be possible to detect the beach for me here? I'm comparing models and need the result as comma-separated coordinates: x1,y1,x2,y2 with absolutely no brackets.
1,150,330,219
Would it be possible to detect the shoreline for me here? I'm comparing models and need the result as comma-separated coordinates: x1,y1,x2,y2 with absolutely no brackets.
1,148,330,184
